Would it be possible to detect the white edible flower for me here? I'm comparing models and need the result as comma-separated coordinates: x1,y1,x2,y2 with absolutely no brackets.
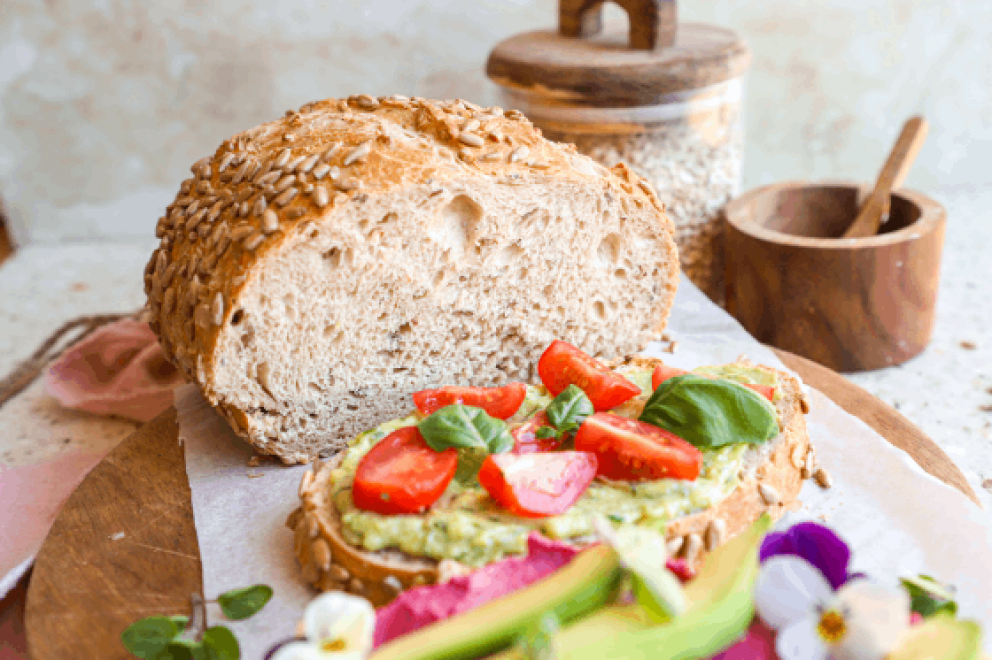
270,592,375,660
756,556,910,660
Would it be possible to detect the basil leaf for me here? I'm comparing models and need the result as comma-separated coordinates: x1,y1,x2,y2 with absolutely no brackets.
168,616,189,632
901,575,958,618
217,585,272,621
535,426,560,440
639,375,778,449
157,639,204,660
418,404,514,454
121,617,180,659
545,385,594,434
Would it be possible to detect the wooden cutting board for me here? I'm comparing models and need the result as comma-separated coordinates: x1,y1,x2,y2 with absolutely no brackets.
23,349,979,660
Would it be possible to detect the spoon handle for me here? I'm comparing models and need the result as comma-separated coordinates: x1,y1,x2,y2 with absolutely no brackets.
842,116,929,238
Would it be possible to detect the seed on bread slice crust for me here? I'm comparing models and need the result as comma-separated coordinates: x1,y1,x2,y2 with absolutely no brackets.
292,357,811,607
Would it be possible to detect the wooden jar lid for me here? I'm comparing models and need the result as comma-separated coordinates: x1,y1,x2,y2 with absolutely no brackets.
486,0,751,106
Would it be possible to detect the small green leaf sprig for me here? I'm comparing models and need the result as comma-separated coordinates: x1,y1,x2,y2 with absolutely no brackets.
121,585,273,659
418,404,514,454
535,385,594,441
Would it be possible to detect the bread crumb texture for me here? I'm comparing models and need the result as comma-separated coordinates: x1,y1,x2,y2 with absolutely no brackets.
144,95,680,464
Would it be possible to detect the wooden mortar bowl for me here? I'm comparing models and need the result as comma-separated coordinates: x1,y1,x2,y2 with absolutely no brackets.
724,182,946,373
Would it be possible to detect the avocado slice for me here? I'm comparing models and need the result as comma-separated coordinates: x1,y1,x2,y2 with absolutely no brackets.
887,616,983,660
368,544,624,660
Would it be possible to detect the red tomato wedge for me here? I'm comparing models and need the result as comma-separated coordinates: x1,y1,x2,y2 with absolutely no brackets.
650,364,775,402
511,411,561,454
574,412,702,481
412,383,527,419
478,451,598,517
537,340,641,412
352,426,458,515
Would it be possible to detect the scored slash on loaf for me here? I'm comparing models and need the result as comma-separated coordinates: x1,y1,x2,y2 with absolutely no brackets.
144,95,680,464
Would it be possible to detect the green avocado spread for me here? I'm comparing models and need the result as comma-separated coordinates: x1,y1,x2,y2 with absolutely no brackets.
328,365,778,567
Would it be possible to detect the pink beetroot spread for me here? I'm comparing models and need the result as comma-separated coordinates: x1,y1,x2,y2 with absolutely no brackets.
373,533,579,648
373,534,698,649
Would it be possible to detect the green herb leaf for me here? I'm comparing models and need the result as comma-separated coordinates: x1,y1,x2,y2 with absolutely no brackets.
168,616,189,633
155,639,203,660
901,575,958,618
535,426,560,440
639,374,778,449
515,612,560,660
202,626,240,660
545,385,594,434
217,585,273,621
417,404,514,454
121,617,180,659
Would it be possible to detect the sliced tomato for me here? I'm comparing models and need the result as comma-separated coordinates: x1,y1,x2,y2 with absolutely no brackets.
574,412,702,481
510,411,562,454
352,426,458,515
537,340,640,412
478,451,598,517
651,364,775,402
412,383,527,419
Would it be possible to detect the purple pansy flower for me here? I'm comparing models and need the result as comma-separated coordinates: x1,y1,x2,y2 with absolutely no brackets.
760,521,851,589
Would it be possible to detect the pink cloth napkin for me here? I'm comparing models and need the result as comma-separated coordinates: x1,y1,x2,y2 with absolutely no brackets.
44,319,183,423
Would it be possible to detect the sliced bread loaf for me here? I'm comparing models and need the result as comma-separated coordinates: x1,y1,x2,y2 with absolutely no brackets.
291,357,812,607
145,96,679,464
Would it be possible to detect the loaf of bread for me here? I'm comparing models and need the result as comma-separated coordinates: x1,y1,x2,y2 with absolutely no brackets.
290,357,812,607
144,95,679,464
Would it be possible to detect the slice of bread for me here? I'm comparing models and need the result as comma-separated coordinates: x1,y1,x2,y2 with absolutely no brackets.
145,96,680,465
290,357,812,607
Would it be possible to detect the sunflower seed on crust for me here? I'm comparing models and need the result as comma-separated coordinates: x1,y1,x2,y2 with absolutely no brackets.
666,536,684,556
218,152,236,173
321,143,342,162
344,142,371,166
257,171,280,187
510,146,530,162
683,533,703,564
311,163,332,180
312,186,330,208
352,94,378,110
298,469,314,497
253,195,268,216
791,444,806,470
275,187,299,206
758,483,781,506
285,155,305,172
229,225,254,242
335,177,361,192
383,575,403,594
243,231,265,250
310,538,332,572
814,468,832,489
273,148,292,169
211,292,224,326
274,175,296,192
298,154,320,174
705,518,726,551
261,208,279,234
458,132,484,147
329,565,349,582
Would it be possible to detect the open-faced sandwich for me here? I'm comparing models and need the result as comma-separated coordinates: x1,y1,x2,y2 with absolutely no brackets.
289,340,814,606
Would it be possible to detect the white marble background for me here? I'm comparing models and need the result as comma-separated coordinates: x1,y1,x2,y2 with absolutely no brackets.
0,0,990,243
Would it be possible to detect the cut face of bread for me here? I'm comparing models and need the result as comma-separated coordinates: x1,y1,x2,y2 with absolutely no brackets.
146,96,679,464
215,181,676,463
293,357,812,607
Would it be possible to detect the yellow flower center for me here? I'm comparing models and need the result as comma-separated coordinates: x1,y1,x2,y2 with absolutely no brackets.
816,609,847,644
319,637,348,652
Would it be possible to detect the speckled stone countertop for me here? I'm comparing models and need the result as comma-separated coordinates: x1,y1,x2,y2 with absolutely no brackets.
1,186,990,508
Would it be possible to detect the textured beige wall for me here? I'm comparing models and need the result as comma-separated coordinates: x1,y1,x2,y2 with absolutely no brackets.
0,0,988,243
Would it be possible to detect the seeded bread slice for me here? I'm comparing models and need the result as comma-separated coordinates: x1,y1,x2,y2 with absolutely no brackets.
290,357,812,607
144,95,680,465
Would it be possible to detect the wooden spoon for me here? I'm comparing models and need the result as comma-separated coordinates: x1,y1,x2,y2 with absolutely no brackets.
842,116,929,238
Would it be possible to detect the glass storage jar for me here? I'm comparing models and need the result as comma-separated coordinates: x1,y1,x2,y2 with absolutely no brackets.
487,0,751,304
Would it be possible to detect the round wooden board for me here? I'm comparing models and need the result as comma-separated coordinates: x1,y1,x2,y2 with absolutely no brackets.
24,349,979,659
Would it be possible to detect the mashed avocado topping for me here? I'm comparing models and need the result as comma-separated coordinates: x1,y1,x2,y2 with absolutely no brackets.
329,366,778,567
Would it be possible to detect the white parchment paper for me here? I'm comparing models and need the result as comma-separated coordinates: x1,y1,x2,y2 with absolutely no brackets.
178,280,992,658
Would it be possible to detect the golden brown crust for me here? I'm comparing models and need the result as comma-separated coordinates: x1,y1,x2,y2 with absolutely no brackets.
294,356,812,605
144,95,679,457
